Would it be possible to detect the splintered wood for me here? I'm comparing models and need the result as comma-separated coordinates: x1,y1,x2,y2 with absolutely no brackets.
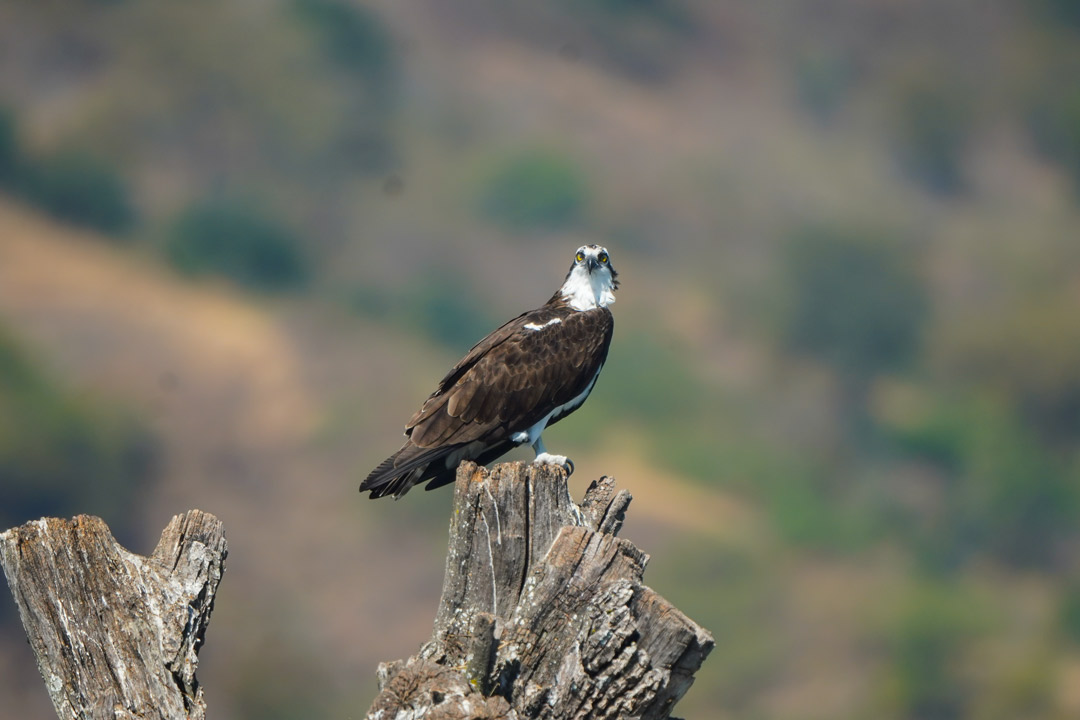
367,461,714,720
0,467,709,719
0,511,226,720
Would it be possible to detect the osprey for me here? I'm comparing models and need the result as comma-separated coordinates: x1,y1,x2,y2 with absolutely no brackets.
360,244,618,499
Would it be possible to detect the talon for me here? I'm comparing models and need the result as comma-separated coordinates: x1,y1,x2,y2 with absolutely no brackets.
534,451,573,474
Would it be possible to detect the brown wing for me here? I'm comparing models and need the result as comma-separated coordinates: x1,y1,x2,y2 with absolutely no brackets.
406,306,613,449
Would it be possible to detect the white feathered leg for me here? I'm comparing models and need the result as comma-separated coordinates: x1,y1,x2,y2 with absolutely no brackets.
531,436,574,475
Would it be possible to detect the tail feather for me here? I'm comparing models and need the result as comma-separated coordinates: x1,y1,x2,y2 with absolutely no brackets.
365,466,424,500
360,443,456,499
362,438,521,499
418,439,516,493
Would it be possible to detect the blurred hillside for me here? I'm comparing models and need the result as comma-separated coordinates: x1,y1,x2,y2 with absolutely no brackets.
2,1,1080,718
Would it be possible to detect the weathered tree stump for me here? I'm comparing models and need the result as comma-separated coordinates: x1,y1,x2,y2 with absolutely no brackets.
367,461,714,720
0,510,226,720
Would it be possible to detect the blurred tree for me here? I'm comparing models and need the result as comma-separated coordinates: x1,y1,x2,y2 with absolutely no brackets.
227,626,336,720
651,537,779,716
1032,0,1080,29
598,331,704,425
965,416,1077,568
874,581,989,720
880,390,1080,569
16,150,136,235
890,73,973,195
794,48,856,123
294,0,399,175
943,299,1080,447
478,149,589,232
166,196,310,293
557,0,696,82
0,107,18,186
1060,582,1080,646
574,0,688,23
293,0,395,96
0,323,156,545
406,281,497,353
351,272,498,354
780,225,928,383
0,107,134,235
1027,80,1080,196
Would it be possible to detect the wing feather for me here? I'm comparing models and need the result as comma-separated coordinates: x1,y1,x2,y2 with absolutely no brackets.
446,380,478,419
363,306,613,499
406,307,613,450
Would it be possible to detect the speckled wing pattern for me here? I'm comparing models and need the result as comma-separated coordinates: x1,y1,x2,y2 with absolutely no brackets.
360,301,614,498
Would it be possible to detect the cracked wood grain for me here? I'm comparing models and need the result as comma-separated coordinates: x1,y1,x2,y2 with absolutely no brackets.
0,510,226,720
366,461,713,720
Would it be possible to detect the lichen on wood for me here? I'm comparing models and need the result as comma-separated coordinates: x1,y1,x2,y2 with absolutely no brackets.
0,510,226,720
366,461,713,720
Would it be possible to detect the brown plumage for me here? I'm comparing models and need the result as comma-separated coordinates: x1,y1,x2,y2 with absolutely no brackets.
360,245,618,499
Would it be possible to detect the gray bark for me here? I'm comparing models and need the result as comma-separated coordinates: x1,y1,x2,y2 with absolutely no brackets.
0,510,226,720
367,461,714,720
0,465,710,719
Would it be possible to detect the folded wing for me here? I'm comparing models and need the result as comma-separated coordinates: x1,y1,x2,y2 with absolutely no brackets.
360,307,613,498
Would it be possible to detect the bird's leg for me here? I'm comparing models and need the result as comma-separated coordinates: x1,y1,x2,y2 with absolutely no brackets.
531,436,574,475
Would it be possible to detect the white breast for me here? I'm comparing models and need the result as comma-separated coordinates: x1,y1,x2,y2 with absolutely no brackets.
510,364,603,446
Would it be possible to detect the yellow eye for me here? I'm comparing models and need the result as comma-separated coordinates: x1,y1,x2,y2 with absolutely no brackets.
598,252,608,264
576,251,585,262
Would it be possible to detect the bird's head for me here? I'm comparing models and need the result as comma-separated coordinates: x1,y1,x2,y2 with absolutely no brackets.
558,245,618,310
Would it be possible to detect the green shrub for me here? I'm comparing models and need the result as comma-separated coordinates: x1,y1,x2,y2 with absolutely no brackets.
557,0,695,82
407,282,497,353
479,150,589,232
780,225,928,380
874,582,990,719
292,0,398,174
1027,82,1080,195
1031,0,1080,29
166,197,309,292
294,0,395,93
229,629,336,720
962,414,1078,568
650,538,779,713
890,75,973,195
0,107,18,186
0,112,135,235
597,331,705,424
794,49,855,122
0,324,156,544
18,150,136,235
574,0,687,22
945,298,1080,445
762,461,879,551
882,392,1080,569
1060,582,1080,645
352,274,498,353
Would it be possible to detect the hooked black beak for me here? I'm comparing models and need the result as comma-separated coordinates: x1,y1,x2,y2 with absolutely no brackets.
586,256,600,272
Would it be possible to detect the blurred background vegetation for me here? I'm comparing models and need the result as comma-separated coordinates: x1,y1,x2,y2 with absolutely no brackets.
1,1,1079,718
